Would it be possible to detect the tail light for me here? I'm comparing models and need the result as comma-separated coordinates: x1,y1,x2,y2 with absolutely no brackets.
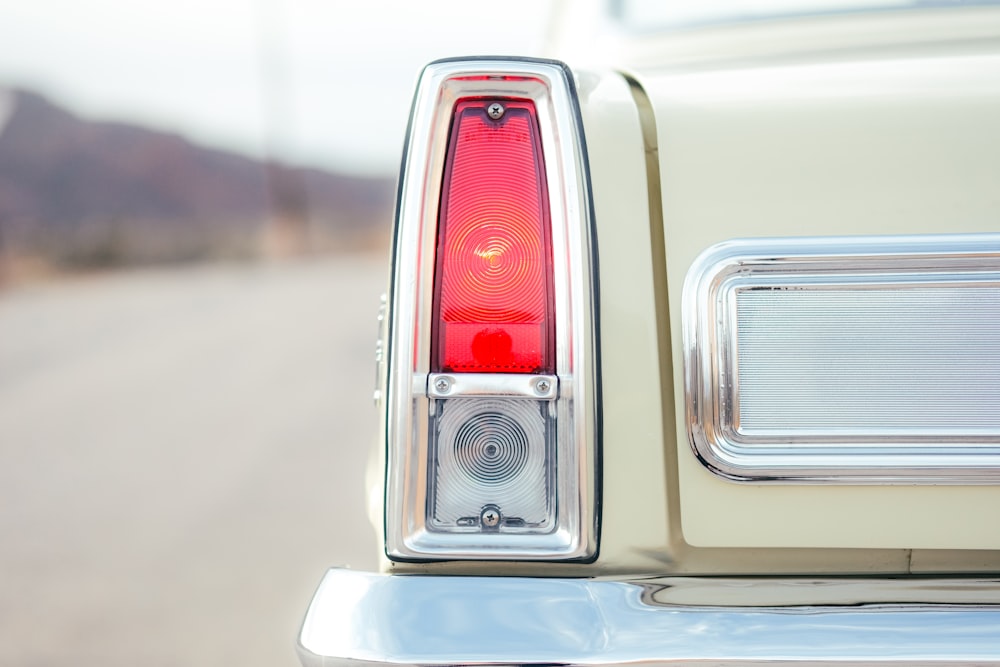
384,58,598,560
434,99,553,375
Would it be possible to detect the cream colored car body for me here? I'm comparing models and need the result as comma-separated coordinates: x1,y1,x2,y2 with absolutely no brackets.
297,7,1000,666
372,5,1000,577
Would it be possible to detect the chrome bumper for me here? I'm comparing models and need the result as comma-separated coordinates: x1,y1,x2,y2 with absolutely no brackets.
297,568,1000,666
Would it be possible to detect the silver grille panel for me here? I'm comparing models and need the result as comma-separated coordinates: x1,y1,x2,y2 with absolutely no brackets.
684,235,1000,482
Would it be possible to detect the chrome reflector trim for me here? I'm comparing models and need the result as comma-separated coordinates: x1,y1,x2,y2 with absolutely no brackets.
684,234,1000,483
385,58,597,559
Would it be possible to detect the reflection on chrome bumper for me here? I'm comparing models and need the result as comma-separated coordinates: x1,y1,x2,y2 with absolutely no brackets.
297,568,1000,666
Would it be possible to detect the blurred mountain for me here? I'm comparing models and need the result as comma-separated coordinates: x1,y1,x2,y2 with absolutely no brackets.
0,87,395,270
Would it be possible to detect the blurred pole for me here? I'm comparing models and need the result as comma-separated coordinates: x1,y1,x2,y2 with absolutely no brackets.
0,89,12,282
254,0,310,257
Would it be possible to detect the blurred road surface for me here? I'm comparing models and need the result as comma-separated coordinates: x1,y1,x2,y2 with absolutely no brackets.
0,255,385,666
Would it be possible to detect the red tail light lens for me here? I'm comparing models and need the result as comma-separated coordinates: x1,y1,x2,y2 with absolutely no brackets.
432,99,553,374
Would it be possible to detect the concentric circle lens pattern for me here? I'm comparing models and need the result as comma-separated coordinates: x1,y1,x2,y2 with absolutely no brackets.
432,99,553,373
430,398,552,531
454,412,529,485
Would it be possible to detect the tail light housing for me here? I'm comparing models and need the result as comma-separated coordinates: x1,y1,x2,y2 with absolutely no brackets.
384,58,598,560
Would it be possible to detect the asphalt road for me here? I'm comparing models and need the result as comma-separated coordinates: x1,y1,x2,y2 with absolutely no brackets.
0,255,385,666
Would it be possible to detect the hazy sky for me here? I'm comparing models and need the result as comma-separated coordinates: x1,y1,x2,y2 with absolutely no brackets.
0,0,554,176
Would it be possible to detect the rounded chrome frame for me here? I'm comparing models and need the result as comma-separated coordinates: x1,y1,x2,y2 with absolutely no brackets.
684,234,1000,483
384,58,598,559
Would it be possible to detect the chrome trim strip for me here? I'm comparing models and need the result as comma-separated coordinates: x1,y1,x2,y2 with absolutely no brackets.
683,234,1000,483
385,59,597,559
427,373,558,399
298,569,1000,667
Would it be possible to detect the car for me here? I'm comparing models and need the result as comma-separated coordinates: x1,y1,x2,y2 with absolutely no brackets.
297,2,1000,665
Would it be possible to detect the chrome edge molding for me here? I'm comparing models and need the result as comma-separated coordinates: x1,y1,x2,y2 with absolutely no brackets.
683,234,1000,483
298,568,1000,667
385,58,598,559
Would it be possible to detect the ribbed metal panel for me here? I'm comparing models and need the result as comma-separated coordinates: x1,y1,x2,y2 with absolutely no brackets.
736,286,1000,434
684,235,1000,482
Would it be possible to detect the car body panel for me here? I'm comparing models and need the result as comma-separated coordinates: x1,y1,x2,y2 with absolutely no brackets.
637,12,1000,552
359,2,1000,575
377,38,1000,574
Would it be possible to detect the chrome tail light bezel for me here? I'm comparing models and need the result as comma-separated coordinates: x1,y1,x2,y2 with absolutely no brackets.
384,58,599,561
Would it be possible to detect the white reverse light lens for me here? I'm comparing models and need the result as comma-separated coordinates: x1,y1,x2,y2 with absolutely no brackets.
430,398,553,532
